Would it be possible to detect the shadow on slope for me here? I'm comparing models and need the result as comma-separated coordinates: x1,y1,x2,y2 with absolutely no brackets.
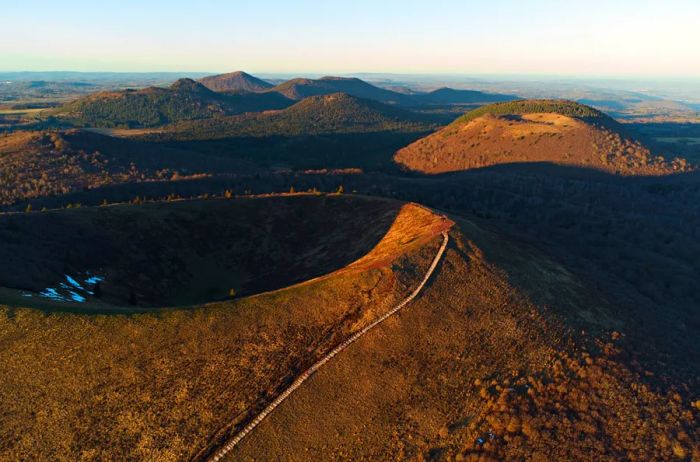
0,195,403,310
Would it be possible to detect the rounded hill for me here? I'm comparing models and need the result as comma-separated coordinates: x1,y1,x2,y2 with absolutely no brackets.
0,197,696,461
199,71,274,93
53,78,289,128
149,92,434,140
270,76,406,103
395,99,692,175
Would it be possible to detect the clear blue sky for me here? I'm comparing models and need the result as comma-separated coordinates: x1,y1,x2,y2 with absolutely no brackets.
2,0,699,76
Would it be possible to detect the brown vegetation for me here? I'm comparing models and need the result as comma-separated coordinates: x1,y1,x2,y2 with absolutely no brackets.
198,71,274,93
229,223,699,461
0,129,261,207
0,199,447,461
395,100,692,175
0,196,409,308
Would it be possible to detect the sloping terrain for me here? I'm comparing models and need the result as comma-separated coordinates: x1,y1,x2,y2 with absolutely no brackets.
0,129,259,207
199,71,273,93
0,196,450,461
228,218,699,461
52,79,289,128
44,73,517,130
395,99,693,175
0,195,404,308
151,93,434,140
0,130,140,206
0,91,435,208
0,196,697,461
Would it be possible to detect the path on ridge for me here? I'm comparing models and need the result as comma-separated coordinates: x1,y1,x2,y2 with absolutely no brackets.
202,229,451,462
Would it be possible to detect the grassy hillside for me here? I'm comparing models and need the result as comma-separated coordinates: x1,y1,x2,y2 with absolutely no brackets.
395,99,693,175
199,71,273,92
0,129,260,207
230,219,699,461
0,195,697,461
0,198,449,461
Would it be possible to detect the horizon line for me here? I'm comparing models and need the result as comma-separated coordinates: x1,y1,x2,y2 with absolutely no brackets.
1,70,700,81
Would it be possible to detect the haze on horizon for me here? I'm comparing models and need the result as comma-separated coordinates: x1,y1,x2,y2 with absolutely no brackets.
2,0,700,77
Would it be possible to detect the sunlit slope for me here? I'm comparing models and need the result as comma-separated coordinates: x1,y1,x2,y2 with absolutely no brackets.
230,219,699,461
0,198,450,461
0,129,259,208
395,99,692,175
199,71,274,93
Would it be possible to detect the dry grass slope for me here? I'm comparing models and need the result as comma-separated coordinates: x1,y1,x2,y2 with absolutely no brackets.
229,221,699,461
395,100,692,175
0,198,449,461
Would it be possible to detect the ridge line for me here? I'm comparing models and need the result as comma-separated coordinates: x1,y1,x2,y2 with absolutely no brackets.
203,229,450,462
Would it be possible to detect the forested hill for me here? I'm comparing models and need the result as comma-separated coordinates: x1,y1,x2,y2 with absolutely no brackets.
144,93,437,140
53,79,290,128
199,71,274,92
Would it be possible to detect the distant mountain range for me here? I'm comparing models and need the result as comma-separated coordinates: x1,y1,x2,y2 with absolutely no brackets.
53,71,518,128
204,72,517,106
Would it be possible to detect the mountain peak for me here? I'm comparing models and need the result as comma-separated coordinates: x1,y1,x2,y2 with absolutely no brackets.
319,76,361,81
199,71,273,92
170,78,207,92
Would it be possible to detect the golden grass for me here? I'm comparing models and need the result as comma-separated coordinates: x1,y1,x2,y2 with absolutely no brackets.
228,222,699,461
0,200,444,461
395,112,679,175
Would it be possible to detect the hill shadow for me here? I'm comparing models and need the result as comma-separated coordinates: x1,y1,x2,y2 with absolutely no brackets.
0,196,402,313
151,130,431,173
404,162,700,391
418,160,700,184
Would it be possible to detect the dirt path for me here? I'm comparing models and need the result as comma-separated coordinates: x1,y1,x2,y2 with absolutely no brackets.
203,229,450,462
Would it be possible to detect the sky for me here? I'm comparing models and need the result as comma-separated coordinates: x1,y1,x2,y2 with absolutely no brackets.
2,0,700,77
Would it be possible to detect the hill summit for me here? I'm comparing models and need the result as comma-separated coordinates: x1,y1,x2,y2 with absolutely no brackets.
151,92,434,140
199,71,273,93
270,76,404,103
53,77,289,128
395,99,692,175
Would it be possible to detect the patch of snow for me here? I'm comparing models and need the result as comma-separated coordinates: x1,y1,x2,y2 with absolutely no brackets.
65,274,85,291
68,291,86,303
36,272,104,303
84,275,104,285
40,288,68,301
